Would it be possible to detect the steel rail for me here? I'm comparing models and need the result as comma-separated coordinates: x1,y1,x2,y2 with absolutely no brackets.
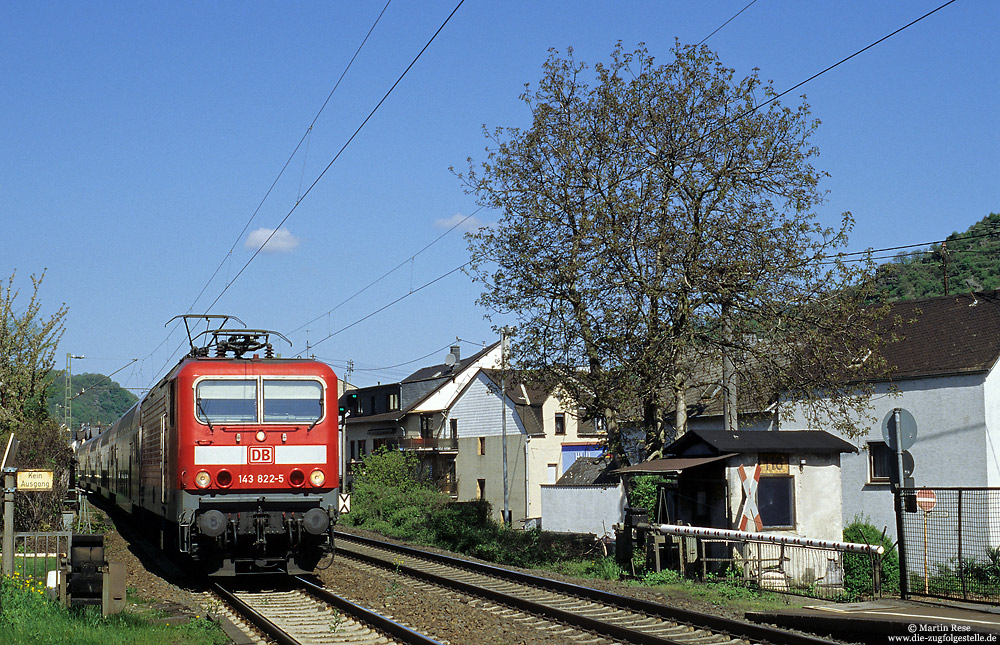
294,575,444,645
335,530,842,645
211,582,300,645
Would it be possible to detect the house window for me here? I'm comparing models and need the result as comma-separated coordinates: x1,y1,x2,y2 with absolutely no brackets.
547,463,558,484
350,440,356,461
868,441,894,484
758,476,794,529
358,439,366,457
477,478,486,499
477,437,486,455
450,418,458,439
386,392,400,411
420,415,434,439
554,413,566,435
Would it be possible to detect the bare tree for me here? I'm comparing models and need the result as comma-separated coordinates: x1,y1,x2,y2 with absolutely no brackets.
459,43,887,462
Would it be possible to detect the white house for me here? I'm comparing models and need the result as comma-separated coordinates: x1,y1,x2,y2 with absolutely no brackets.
783,291,1000,544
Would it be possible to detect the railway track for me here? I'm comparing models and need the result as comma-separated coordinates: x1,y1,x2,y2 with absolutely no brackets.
208,577,442,644
333,531,843,645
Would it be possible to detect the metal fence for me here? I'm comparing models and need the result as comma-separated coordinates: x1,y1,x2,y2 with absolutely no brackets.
897,487,1000,604
3,531,71,587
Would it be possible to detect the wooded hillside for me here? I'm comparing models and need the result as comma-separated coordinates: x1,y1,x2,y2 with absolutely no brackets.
876,212,1000,300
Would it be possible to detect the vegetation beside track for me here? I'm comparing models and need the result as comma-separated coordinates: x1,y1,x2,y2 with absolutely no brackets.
343,447,819,614
0,574,227,645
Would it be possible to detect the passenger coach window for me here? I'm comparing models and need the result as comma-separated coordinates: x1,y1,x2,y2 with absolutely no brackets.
263,380,323,423
196,380,257,423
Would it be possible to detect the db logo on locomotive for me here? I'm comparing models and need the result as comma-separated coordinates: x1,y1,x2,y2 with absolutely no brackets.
249,446,274,464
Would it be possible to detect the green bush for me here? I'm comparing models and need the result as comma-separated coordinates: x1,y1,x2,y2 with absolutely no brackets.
843,516,899,597
343,447,449,542
345,447,616,572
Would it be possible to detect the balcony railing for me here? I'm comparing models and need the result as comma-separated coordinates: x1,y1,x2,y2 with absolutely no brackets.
399,436,458,451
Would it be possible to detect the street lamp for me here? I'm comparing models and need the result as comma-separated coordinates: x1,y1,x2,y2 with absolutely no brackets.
65,353,84,441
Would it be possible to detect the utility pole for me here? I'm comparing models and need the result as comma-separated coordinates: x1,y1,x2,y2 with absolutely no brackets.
721,305,738,434
500,328,510,526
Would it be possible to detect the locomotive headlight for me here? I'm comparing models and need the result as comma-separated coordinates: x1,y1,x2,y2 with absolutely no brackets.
255,430,266,442
195,470,212,489
309,469,326,487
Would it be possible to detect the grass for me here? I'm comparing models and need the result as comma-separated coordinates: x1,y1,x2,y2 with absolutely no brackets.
547,556,817,614
0,574,229,645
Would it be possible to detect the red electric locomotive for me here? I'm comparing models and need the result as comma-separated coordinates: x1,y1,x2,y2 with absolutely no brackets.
78,315,342,575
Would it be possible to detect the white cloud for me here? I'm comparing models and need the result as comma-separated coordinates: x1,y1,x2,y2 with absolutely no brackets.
245,227,300,253
433,212,486,234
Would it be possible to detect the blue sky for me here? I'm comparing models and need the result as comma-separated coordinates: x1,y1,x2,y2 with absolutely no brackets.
3,1,996,392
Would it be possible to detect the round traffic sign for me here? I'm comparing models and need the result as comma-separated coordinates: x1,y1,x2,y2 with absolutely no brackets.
915,488,936,512
882,408,917,451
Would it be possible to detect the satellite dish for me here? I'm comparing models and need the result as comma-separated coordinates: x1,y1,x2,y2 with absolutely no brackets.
444,353,457,367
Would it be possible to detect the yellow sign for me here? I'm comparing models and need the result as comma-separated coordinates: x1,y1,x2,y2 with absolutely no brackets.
759,454,788,476
16,470,54,491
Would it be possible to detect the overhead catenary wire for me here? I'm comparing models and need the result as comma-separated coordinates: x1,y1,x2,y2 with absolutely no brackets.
297,261,471,355
697,0,761,46
138,1,465,394
185,0,394,316
201,0,466,317
141,1,953,393
136,3,394,393
70,358,139,401
289,206,483,336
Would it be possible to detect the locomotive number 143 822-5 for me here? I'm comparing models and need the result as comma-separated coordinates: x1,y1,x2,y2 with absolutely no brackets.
239,473,285,484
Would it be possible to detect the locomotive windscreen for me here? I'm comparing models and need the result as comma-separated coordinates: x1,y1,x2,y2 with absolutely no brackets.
263,380,323,422
196,380,257,423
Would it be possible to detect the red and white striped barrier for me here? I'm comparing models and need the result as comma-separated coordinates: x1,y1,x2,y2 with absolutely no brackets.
651,523,884,555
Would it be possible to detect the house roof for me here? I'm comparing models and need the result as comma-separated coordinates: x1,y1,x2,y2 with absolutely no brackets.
403,342,499,383
667,429,858,455
554,455,620,485
614,454,736,475
878,291,1000,380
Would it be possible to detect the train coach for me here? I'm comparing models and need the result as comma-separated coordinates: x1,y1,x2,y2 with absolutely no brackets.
77,316,342,576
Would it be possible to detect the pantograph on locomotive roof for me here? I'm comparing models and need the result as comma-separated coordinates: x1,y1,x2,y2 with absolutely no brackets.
167,314,292,359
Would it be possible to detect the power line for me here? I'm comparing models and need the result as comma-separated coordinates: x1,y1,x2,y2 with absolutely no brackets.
290,207,482,336
698,0,761,46
353,343,455,372
185,1,394,316
134,5,395,394
201,0,466,316
819,225,1000,265
138,1,465,393
299,261,471,354
567,1,959,212
70,359,138,401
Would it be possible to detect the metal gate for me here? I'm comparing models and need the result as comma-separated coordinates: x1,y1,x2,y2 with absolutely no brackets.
6,531,72,587
896,487,1000,603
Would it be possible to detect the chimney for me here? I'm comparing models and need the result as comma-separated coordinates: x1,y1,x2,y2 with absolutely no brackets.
449,345,461,363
